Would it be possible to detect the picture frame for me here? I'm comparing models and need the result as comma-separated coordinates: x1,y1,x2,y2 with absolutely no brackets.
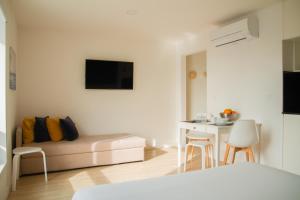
9,46,16,90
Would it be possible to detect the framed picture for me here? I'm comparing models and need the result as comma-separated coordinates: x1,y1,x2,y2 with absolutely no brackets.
9,46,16,90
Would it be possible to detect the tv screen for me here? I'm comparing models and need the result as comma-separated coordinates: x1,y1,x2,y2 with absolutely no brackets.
85,59,133,89
283,71,300,114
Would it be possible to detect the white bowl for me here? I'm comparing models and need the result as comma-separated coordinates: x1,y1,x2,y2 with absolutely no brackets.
215,117,229,124
219,113,239,121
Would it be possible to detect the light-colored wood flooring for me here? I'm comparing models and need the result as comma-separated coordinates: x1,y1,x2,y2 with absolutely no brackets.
8,147,204,200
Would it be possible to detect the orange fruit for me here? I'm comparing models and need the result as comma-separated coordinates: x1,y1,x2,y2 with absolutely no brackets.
224,109,232,114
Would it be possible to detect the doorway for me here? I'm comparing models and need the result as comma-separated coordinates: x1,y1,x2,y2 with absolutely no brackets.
186,51,207,120
0,7,6,166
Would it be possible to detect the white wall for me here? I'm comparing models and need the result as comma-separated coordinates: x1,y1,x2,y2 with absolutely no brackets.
207,3,283,168
283,114,300,175
0,9,5,136
17,29,177,147
282,0,300,175
0,0,17,199
283,0,300,40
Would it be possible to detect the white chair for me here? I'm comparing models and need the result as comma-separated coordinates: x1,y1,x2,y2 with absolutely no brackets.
184,140,214,171
12,147,48,191
223,120,259,165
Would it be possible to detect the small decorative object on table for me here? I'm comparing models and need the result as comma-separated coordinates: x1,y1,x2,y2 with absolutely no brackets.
214,118,233,126
195,113,213,122
220,108,239,121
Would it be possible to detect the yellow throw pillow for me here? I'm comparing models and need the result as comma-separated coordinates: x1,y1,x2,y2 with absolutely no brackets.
46,117,63,142
22,117,35,144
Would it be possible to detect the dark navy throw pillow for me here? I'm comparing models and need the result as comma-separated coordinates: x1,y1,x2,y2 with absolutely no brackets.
34,116,51,142
60,116,79,141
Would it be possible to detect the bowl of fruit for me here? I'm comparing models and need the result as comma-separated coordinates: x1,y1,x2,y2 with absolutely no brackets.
220,109,239,121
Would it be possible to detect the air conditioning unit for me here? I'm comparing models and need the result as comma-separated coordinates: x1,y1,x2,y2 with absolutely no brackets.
210,16,259,47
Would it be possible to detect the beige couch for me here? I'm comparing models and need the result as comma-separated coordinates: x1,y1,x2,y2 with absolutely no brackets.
16,127,146,175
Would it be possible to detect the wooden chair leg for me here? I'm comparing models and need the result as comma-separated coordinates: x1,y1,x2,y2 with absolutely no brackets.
223,144,230,165
190,146,195,169
208,145,212,168
190,146,194,160
210,144,214,168
248,148,255,163
231,147,238,164
205,146,209,168
245,150,249,162
201,147,205,170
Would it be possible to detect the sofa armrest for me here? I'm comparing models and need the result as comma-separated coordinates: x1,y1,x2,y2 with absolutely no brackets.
16,126,22,147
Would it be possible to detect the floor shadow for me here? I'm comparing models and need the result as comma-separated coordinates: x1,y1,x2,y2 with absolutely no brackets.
144,147,168,161
165,150,218,176
9,165,112,200
8,147,174,200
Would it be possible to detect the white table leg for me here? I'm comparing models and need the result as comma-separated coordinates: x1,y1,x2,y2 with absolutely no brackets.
41,151,48,183
215,133,220,167
12,155,20,191
256,128,261,164
177,127,181,167
184,144,189,171
177,127,186,167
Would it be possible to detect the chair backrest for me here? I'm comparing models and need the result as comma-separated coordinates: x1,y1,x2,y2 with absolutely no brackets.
228,120,258,148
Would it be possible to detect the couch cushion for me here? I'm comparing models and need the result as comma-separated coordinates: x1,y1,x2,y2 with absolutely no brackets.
22,134,146,158
34,116,51,142
22,117,35,144
60,116,79,141
46,117,64,142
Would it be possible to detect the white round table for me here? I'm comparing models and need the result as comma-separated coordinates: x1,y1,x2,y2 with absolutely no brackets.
12,147,48,191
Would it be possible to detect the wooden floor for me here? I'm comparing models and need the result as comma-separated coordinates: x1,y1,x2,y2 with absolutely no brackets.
8,147,204,200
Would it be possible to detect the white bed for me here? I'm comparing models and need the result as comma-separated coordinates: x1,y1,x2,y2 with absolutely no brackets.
72,163,300,200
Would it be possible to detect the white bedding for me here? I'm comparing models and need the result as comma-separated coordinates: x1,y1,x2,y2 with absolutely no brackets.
72,163,300,200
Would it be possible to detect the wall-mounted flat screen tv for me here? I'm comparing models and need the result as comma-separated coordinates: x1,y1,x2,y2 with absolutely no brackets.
283,71,300,114
85,59,133,89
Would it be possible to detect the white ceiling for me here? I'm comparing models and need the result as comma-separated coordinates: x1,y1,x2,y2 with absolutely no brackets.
13,0,279,42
